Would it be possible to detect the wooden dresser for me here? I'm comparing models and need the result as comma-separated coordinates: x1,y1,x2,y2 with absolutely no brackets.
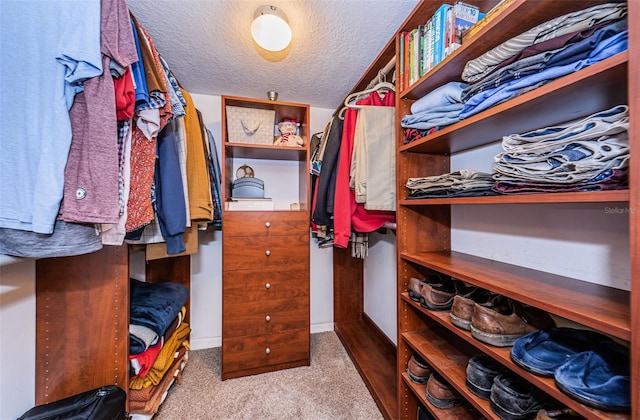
220,96,311,379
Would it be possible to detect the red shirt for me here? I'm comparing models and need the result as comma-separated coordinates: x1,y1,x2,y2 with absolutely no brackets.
333,91,395,248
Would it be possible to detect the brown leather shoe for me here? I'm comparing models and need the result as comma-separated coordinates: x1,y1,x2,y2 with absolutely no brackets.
408,277,428,302
407,274,444,302
407,354,432,384
420,278,470,311
426,372,463,409
471,295,556,347
450,287,493,330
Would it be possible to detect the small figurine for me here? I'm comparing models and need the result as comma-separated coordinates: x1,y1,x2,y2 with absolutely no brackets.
274,119,304,147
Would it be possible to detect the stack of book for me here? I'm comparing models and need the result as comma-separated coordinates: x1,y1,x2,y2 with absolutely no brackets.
399,1,485,91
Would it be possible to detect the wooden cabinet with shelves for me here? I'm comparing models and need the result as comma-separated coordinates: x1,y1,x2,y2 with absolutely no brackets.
34,247,191,410
395,1,636,419
220,96,311,379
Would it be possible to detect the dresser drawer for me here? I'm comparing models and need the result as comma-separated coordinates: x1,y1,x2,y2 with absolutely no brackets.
224,211,309,237
223,235,308,271
223,268,309,304
222,329,309,373
223,296,309,338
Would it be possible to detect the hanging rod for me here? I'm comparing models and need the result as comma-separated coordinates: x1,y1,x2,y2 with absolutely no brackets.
365,56,396,90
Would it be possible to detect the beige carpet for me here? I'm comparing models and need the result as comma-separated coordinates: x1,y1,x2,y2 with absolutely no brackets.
154,331,384,419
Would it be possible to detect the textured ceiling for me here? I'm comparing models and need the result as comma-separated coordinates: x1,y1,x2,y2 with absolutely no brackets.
128,0,420,110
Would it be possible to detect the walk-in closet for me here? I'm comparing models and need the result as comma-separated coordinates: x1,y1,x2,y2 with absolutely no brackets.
1,1,636,419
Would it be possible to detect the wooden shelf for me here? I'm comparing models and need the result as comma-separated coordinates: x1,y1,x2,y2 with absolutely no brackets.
402,325,630,420
225,142,308,160
399,53,628,155
401,372,483,420
399,189,629,205
402,332,495,419
400,250,630,341
400,0,613,100
334,319,397,420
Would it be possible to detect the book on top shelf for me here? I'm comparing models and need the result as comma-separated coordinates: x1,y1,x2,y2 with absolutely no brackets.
448,1,484,54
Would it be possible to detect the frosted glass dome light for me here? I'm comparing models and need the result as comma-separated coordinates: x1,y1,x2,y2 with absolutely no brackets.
251,5,292,52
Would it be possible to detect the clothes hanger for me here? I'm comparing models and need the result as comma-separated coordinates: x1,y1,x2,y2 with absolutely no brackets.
343,71,395,110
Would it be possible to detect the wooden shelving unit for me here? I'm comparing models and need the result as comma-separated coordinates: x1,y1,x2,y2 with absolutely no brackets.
394,1,636,419
35,247,191,410
332,1,637,419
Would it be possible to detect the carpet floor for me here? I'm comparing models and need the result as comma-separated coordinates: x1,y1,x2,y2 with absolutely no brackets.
154,331,384,419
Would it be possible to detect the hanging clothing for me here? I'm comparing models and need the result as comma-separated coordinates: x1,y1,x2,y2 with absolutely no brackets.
333,91,395,249
0,0,102,234
125,16,174,234
181,89,214,222
351,105,396,211
153,119,187,254
60,0,138,225
312,116,344,228
102,121,133,246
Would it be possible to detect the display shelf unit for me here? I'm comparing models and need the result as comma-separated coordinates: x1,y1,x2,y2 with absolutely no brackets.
220,95,310,211
395,0,636,419
35,247,191,410
220,95,311,380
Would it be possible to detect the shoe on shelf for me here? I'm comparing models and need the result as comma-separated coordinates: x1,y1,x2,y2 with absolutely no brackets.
510,327,613,377
535,408,581,419
407,353,432,385
465,355,505,400
407,274,445,302
450,287,493,330
471,295,556,347
420,277,471,311
554,340,630,413
490,372,560,420
426,372,463,409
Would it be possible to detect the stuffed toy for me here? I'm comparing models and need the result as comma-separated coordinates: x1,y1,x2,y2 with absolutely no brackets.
274,120,304,147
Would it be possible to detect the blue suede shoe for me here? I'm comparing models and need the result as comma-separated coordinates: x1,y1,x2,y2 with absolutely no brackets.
554,340,630,412
510,327,612,377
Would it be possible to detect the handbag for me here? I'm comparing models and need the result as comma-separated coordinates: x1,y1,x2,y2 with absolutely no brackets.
225,106,276,144
17,385,127,420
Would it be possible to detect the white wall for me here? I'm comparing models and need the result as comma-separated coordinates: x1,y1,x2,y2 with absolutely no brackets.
0,259,35,419
0,96,338,419
364,231,397,345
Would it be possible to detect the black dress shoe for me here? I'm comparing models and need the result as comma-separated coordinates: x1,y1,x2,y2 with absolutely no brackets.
490,372,560,420
466,355,505,400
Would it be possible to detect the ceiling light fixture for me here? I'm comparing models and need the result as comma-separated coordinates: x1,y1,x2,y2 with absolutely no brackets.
251,5,292,52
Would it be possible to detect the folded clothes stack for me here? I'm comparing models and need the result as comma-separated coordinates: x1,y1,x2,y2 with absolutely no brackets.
405,169,497,199
493,104,629,194
401,2,628,148
128,278,191,417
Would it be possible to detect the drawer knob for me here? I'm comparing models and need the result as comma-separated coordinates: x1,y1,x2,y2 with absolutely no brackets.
265,347,271,355
265,222,271,228
265,315,271,322
265,283,271,289
265,250,271,256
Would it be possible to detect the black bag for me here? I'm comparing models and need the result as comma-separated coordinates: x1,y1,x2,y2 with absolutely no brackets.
17,385,126,420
